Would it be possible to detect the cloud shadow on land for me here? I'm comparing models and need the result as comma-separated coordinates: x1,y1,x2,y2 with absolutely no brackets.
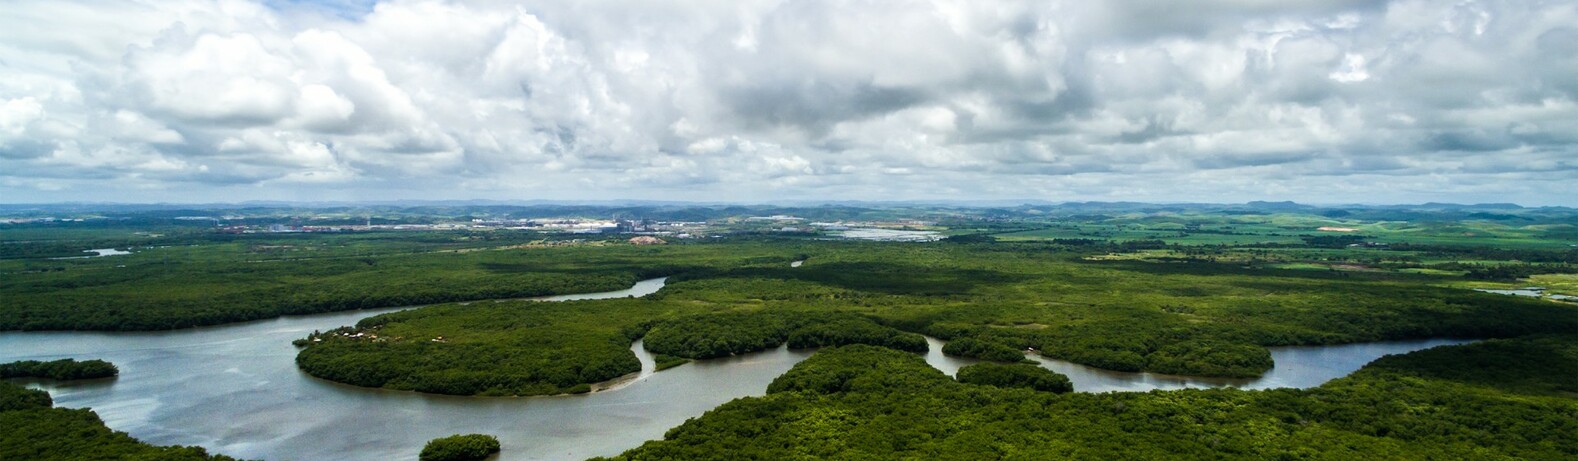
706,261,1032,296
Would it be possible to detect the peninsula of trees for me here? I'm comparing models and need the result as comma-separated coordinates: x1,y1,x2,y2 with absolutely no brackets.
1,359,118,381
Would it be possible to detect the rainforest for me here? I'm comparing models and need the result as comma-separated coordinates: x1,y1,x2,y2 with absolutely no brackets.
2,202,1575,460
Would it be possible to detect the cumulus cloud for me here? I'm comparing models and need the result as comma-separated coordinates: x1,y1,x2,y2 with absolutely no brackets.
0,0,1573,204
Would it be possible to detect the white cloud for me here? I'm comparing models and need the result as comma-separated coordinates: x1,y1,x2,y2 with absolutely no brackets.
0,97,45,140
1329,53,1370,83
0,0,1572,205
108,110,186,144
123,32,299,123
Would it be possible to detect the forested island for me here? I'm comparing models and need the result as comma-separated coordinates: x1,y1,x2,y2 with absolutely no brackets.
956,362,1074,393
420,434,500,461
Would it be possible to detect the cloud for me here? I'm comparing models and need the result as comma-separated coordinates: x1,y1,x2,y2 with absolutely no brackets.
0,0,1573,205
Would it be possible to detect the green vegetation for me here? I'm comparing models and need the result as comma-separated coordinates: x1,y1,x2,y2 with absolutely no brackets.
1143,341,1273,378
1,359,118,380
940,337,1027,362
0,381,52,412
292,238,1574,394
7,203,1576,390
764,344,948,395
419,434,500,461
0,382,244,460
1528,273,1578,296
644,311,926,360
787,315,926,351
1355,334,1578,397
294,299,655,396
6,203,1578,457
0,237,696,330
641,312,790,359
294,293,929,396
956,362,1073,393
599,336,1578,460
651,355,689,371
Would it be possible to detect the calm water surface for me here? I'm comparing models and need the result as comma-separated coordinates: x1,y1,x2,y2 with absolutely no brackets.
0,278,821,461
833,228,943,242
1474,287,1578,302
922,336,1471,391
2,277,1470,460
49,248,134,259
1026,338,1474,392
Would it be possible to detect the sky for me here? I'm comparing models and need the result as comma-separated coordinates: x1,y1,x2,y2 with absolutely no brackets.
0,0,1574,206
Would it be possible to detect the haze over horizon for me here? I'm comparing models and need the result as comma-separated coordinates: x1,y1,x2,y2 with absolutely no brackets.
0,198,1566,210
2,1,1574,205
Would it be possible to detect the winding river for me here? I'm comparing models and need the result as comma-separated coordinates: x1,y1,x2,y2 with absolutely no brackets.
922,336,1474,392
0,277,1471,460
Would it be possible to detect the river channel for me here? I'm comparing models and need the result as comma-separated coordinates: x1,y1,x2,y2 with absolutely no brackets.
1,277,1471,460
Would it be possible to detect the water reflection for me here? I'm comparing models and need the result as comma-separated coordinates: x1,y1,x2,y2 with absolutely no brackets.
1029,338,1475,392
923,336,1470,392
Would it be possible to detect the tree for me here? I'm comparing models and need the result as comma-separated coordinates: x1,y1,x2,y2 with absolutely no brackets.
419,434,500,461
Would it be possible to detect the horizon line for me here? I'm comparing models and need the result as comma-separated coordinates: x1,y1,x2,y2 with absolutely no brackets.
0,199,1565,210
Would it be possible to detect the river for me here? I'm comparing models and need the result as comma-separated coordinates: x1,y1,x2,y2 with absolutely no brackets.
1,277,815,460
920,336,1474,391
0,277,1471,460
49,248,134,259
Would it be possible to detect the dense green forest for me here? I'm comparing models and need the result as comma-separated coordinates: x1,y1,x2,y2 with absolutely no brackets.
0,237,768,330
4,203,1577,458
4,217,1573,391
598,336,1578,460
419,434,500,461
1,359,118,380
293,291,933,396
295,298,655,395
956,362,1073,393
941,337,1032,363
643,311,927,359
0,382,244,460
6,203,1573,332
291,239,1576,394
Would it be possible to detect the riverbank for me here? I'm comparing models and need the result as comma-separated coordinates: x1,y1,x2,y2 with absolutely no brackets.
0,304,1530,461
